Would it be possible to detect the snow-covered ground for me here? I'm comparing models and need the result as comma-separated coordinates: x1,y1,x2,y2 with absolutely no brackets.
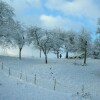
0,70,72,100
0,55,100,100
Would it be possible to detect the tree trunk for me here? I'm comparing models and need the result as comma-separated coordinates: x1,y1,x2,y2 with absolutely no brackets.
57,51,59,59
84,41,87,64
19,48,22,60
84,47,87,64
65,51,68,59
45,54,48,64
40,48,41,58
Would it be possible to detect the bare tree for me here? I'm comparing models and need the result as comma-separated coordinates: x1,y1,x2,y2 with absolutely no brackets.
50,29,63,58
27,26,42,58
27,26,51,64
97,18,100,34
60,30,77,58
12,21,25,60
92,36,100,59
78,28,91,64
39,30,51,63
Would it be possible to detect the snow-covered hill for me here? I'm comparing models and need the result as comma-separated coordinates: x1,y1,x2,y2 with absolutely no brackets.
0,56,100,100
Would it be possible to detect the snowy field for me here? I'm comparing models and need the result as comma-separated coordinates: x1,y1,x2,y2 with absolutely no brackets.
0,55,100,100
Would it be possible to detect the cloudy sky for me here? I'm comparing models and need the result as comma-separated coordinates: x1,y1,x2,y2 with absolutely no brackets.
4,0,100,31
2,0,100,57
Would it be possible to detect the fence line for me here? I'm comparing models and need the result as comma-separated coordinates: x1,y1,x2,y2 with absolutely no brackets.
0,62,64,91
0,61,75,93
0,62,85,92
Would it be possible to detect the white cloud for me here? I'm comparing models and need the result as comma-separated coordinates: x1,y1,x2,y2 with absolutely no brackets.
45,0,100,19
3,0,99,30
17,13,86,30
40,14,84,30
40,15,65,28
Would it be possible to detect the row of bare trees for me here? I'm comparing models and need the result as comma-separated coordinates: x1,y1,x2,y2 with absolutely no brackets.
27,26,92,64
0,0,100,64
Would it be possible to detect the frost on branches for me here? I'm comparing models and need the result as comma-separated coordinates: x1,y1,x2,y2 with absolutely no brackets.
0,0,15,47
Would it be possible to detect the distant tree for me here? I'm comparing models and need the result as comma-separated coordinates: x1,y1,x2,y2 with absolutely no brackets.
12,21,25,60
78,28,91,64
59,32,68,58
27,26,42,58
92,36,100,59
93,18,100,59
60,30,78,58
50,29,63,58
97,18,100,34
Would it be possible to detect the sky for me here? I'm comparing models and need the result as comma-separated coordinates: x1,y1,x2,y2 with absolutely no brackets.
2,0,100,57
4,0,100,31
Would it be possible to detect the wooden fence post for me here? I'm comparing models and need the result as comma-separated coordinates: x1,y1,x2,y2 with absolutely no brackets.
9,68,11,76
20,71,22,79
34,74,36,84
54,79,56,90
2,62,3,70
26,75,27,81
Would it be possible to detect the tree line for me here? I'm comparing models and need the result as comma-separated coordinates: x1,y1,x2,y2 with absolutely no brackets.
0,0,100,64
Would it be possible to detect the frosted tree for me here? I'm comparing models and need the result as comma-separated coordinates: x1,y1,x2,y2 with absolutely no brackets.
78,28,91,64
97,18,100,34
60,30,78,58
50,29,63,58
0,0,15,47
27,26,51,63
93,18,100,59
27,26,43,58
39,30,52,64
93,36,100,59
12,21,25,60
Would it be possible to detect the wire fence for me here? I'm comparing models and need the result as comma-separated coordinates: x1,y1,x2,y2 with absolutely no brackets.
0,61,70,92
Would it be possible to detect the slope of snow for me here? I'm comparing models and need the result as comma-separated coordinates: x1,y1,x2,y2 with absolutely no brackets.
0,70,71,100
0,55,100,100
